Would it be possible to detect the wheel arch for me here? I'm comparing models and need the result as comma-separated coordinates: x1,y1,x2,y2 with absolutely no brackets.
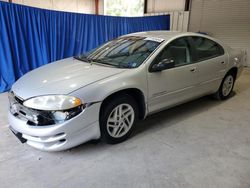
226,67,238,79
99,88,146,120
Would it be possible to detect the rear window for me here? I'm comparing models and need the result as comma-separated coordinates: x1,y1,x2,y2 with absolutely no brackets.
192,36,224,62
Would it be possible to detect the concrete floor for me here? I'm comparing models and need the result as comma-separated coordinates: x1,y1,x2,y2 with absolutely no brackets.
1,69,250,188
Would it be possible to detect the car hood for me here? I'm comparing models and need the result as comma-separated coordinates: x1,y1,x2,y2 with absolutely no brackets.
12,58,125,100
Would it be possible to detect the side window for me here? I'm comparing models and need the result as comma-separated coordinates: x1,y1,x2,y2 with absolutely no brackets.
154,37,192,67
192,36,224,61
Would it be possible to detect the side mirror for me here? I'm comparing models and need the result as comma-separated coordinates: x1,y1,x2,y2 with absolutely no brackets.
151,59,174,72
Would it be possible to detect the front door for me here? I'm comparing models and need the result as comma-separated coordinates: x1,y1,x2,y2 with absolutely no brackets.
147,37,200,113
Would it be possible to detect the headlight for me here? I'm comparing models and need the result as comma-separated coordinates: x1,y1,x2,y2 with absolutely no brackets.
23,95,82,111
20,95,84,125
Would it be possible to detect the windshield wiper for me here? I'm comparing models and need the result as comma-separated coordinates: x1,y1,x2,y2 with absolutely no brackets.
73,55,91,63
90,58,120,68
74,56,120,68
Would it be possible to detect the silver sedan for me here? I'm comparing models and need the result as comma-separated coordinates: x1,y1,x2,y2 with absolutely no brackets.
8,31,244,151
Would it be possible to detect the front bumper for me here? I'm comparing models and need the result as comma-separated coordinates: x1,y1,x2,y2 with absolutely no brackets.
8,102,101,151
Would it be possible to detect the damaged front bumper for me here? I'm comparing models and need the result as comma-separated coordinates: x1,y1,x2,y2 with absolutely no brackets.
8,93,101,151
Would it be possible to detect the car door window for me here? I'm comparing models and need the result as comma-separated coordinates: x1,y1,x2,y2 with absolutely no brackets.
191,36,224,62
153,37,192,68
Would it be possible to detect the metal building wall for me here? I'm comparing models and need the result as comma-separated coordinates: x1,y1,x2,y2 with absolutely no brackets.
189,0,250,66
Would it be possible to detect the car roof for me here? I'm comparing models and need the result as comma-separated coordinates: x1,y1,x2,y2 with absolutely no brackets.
125,31,212,42
122,30,227,49
126,31,181,39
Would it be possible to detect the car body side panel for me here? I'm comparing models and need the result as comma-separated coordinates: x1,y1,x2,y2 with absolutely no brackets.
226,47,245,78
147,64,199,113
195,54,228,94
70,65,148,111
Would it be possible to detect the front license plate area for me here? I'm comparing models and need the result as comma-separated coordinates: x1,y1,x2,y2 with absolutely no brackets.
9,127,27,143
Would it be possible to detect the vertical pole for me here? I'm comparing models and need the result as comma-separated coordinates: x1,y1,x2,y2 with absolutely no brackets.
95,0,99,15
144,0,148,14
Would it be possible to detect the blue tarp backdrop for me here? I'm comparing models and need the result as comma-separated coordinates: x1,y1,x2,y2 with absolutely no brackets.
0,2,170,92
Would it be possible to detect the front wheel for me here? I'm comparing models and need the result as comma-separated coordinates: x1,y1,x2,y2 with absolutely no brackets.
214,73,235,100
100,94,138,144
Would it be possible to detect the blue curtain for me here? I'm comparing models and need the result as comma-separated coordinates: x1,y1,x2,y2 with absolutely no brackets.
0,2,170,92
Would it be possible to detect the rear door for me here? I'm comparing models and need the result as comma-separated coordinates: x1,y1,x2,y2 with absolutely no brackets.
190,36,227,93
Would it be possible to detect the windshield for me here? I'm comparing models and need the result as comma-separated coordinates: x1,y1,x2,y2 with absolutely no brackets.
76,36,162,68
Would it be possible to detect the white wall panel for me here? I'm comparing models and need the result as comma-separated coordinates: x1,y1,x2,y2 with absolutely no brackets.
172,11,179,30
77,0,95,14
182,11,189,32
53,0,78,12
24,0,52,9
11,0,24,4
12,0,97,14
147,0,185,12
189,0,250,66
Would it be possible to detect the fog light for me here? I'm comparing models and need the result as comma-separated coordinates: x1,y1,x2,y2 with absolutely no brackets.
52,111,69,121
32,115,38,124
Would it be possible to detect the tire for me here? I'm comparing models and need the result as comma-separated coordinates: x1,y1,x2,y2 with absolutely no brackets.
100,94,138,144
214,72,235,100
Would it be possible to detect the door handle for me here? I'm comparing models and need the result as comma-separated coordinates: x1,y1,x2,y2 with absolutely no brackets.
221,61,225,64
190,67,197,72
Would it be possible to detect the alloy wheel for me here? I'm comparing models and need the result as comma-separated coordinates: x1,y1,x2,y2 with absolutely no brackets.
106,103,135,138
222,75,234,97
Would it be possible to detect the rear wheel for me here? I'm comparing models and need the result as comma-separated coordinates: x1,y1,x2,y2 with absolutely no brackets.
100,94,138,144
214,72,235,100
